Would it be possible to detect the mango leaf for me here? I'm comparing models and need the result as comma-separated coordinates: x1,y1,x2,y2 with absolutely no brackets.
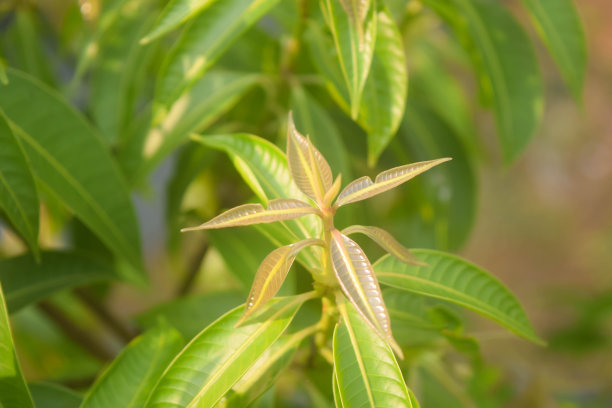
341,225,424,265
0,251,117,314
424,0,543,163
321,0,376,118
521,0,586,101
333,301,416,408
0,282,34,408
144,294,310,408
155,0,279,111
141,0,216,43
0,58,7,84
240,239,324,323
81,323,184,408
335,158,451,207
0,69,143,276
332,370,342,408
0,109,39,256
286,112,334,205
29,382,82,408
329,229,400,356
374,250,543,344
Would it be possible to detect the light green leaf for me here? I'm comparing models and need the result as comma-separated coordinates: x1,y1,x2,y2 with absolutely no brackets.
521,0,586,101
332,370,342,408
155,0,279,110
0,281,35,408
81,323,184,408
425,0,543,163
29,382,82,408
141,0,216,43
0,251,117,314
333,301,416,408
0,109,39,256
145,294,310,408
374,250,543,344
0,69,143,276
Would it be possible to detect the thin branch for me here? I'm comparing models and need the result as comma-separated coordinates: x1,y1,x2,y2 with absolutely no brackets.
176,240,209,296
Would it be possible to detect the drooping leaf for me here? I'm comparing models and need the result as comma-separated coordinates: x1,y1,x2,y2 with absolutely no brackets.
286,112,334,205
374,250,543,344
155,0,280,110
0,69,143,276
182,199,317,231
0,251,117,314
335,158,451,207
81,323,184,408
144,294,310,408
0,109,39,256
141,0,216,43
341,225,424,265
329,229,400,355
521,0,586,101
0,282,35,408
29,382,82,408
333,301,416,408
240,239,324,323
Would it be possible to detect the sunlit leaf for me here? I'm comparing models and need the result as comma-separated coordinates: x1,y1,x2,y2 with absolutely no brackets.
341,225,425,265
335,158,451,207
286,112,334,205
333,301,416,408
374,250,544,344
29,382,82,408
141,0,216,43
332,370,342,408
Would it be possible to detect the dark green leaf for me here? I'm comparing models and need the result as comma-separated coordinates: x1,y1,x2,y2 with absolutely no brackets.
29,382,82,408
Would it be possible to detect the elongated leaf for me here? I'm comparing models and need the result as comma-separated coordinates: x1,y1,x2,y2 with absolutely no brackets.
155,0,279,110
241,239,323,322
0,109,39,255
0,58,7,84
145,294,309,408
424,0,543,163
286,112,334,205
182,199,317,231
0,251,117,314
81,323,183,408
29,382,82,408
141,0,216,43
341,225,424,265
332,370,342,408
521,0,586,101
329,229,399,355
335,158,451,207
321,0,376,118
0,282,34,408
374,250,543,344
0,70,143,275
333,301,415,408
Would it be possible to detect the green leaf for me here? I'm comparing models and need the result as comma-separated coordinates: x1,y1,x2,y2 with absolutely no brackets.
333,301,416,408
29,382,82,408
141,0,216,43
145,294,310,408
0,69,143,276
425,0,543,163
0,282,35,408
0,251,117,314
155,0,279,110
0,109,39,256
0,58,7,85
374,250,543,344
521,0,586,101
81,323,184,408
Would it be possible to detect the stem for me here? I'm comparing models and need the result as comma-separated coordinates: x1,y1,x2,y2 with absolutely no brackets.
176,240,209,296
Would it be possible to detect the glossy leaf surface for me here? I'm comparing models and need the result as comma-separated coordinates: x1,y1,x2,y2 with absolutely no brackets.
333,302,415,408
141,0,215,43
374,250,543,344
341,225,424,265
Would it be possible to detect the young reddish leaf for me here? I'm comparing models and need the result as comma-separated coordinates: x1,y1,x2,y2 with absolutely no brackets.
238,239,324,325
323,174,342,208
286,112,334,206
329,229,401,356
342,225,426,266
335,158,451,207
181,199,317,231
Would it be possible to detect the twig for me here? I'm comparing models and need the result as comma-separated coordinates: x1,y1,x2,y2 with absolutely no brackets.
176,240,209,296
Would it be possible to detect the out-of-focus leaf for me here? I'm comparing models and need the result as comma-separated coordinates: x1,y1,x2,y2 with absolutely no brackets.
0,251,117,314
141,0,215,43
0,58,7,84
342,225,424,265
29,382,82,408
424,0,543,163
332,370,341,408
155,0,279,110
333,301,415,408
0,70,143,277
374,250,543,344
0,282,34,408
335,158,451,207
0,109,39,256
81,323,183,408
144,294,310,408
521,0,586,101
